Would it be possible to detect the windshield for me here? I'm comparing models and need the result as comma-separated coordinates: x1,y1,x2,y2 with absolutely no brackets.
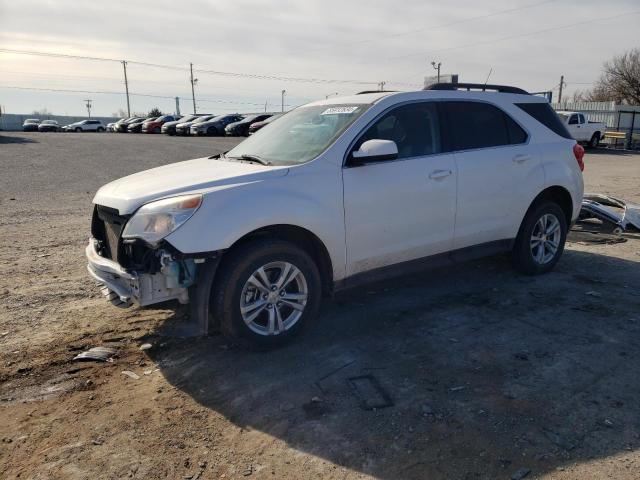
178,115,197,122
557,113,569,121
193,115,213,124
226,104,368,165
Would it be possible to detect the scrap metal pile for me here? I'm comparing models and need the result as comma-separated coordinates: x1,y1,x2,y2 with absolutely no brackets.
577,194,640,234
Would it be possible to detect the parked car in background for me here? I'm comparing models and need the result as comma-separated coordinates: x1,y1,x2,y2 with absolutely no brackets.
161,115,200,135
225,114,272,136
37,120,61,132
248,113,282,134
175,115,215,135
63,120,106,132
142,115,178,134
116,117,145,133
22,119,41,131
107,118,127,132
86,83,584,347
191,114,244,136
127,117,156,133
556,111,606,148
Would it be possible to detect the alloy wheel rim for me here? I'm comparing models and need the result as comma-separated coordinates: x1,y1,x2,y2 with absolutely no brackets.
239,261,308,336
530,213,561,265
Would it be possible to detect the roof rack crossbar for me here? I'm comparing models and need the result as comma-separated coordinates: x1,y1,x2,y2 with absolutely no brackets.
424,83,529,95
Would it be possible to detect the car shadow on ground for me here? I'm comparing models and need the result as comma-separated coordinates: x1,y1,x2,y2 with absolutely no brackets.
148,248,640,479
0,134,38,144
589,147,638,156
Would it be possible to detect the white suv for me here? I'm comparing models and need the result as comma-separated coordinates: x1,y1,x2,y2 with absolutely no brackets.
64,119,105,132
87,83,584,346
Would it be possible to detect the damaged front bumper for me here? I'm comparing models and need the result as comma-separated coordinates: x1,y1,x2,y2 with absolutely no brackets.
86,238,195,307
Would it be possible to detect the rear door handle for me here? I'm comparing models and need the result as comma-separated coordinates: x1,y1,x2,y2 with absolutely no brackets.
512,154,531,164
429,169,452,180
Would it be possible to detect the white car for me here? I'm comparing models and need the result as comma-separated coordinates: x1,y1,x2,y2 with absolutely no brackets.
63,119,105,132
87,83,584,347
556,111,606,148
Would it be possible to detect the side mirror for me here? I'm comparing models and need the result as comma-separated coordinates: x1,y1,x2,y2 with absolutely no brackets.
350,139,398,165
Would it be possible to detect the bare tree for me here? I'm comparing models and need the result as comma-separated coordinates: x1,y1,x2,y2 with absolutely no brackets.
111,108,128,117
31,108,53,116
589,48,640,104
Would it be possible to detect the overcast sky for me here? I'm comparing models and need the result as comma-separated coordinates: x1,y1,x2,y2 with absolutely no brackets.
1,0,639,117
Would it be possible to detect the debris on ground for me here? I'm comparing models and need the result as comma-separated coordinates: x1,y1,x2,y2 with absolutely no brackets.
73,346,116,362
577,193,640,234
139,343,153,351
121,370,140,380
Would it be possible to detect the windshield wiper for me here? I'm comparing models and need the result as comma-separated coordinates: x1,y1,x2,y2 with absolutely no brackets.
230,154,271,166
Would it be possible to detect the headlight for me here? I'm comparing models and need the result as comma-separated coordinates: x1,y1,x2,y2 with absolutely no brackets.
122,194,202,245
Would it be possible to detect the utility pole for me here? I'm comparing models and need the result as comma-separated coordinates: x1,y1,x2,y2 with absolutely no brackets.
558,75,565,104
378,81,386,91
264,101,268,112
281,90,286,112
175,97,180,116
325,92,339,99
190,63,197,114
121,61,131,117
431,61,441,83
84,99,92,118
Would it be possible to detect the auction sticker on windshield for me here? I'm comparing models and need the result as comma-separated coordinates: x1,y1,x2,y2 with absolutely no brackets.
321,106,359,115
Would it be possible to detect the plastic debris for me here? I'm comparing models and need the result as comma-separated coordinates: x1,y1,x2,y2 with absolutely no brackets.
121,370,140,380
73,346,116,362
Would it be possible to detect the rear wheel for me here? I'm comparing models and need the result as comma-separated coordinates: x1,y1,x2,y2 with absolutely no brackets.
589,132,600,149
97,127,105,132
512,201,567,275
211,239,321,348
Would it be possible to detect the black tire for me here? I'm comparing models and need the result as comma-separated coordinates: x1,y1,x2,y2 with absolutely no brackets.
206,126,219,136
75,127,82,132
153,127,161,134
97,127,105,132
588,132,600,149
512,201,567,275
211,239,322,348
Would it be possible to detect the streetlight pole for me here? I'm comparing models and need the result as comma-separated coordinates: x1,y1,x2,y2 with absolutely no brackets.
281,90,286,112
431,61,441,83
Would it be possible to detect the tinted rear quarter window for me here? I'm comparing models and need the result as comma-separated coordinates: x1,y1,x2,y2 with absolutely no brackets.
515,102,573,139
444,101,525,151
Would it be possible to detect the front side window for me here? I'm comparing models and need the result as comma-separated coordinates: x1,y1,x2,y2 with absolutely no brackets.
226,104,369,166
354,102,441,160
443,101,526,151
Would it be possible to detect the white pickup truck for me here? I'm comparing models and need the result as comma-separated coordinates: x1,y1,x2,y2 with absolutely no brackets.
556,111,606,148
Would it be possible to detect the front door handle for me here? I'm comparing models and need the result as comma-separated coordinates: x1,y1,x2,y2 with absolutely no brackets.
512,154,531,164
429,169,452,180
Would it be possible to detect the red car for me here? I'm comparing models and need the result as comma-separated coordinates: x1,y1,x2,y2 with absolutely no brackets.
142,115,179,134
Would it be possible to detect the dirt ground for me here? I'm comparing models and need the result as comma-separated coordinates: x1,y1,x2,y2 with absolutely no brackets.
1,132,639,480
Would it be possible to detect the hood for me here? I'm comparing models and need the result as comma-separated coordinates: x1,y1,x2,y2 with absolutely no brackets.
177,121,197,127
93,157,289,214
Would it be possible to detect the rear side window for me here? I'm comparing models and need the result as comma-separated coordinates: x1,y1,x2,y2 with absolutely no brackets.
515,102,573,139
442,101,526,151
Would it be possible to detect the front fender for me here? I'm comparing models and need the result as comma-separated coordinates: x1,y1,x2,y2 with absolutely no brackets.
164,166,347,280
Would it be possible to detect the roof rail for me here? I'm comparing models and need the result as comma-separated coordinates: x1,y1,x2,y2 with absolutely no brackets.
424,83,529,95
356,90,397,95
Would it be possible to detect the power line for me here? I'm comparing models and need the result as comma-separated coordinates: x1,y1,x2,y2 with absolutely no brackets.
392,10,640,73
0,48,413,87
0,84,299,107
294,0,558,55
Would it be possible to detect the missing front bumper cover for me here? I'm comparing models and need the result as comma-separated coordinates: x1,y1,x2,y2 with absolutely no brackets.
86,239,192,307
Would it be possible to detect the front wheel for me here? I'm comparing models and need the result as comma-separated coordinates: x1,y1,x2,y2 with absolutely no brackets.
75,127,82,132
206,126,219,136
512,201,567,275
211,239,322,348
589,133,600,149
